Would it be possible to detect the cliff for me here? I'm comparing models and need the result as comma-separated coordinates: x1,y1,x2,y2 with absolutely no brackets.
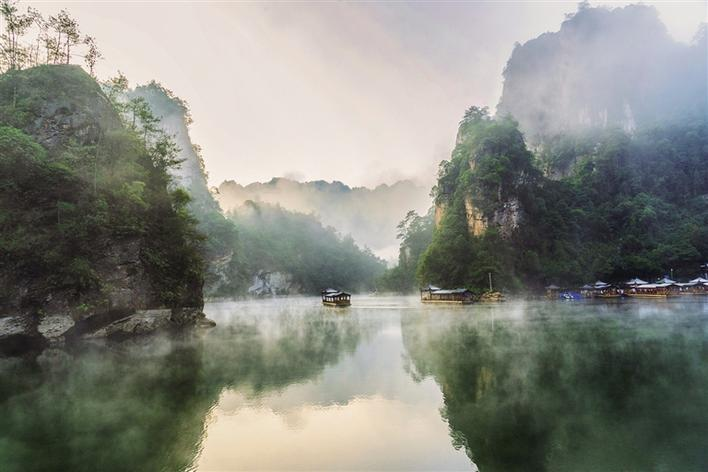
130,82,241,296
433,107,533,240
0,65,207,354
497,4,707,145
418,105,707,291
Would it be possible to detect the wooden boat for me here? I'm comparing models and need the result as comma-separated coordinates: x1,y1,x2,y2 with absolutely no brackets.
420,286,474,304
626,292,671,299
321,289,351,307
677,278,708,295
545,284,560,299
590,281,623,298
625,283,678,299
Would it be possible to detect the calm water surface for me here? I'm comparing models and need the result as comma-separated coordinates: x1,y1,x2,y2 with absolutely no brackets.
1,296,708,471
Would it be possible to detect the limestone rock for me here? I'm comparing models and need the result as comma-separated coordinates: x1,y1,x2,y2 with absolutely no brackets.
0,315,46,355
248,271,297,296
91,309,173,341
37,315,75,345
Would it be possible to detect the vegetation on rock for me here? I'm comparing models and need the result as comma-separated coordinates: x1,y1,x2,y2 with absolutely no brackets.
402,107,708,293
0,65,205,316
229,201,386,294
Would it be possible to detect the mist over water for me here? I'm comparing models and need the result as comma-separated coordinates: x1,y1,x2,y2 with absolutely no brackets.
1,297,707,471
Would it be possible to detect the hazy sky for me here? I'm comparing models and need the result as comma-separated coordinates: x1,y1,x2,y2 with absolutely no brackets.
29,1,707,187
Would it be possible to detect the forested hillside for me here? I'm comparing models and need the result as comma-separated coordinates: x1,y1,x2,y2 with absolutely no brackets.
0,65,206,349
217,177,429,260
229,202,386,294
413,108,707,292
129,82,241,295
381,4,708,294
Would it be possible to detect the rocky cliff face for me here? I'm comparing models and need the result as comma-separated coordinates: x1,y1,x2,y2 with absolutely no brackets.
0,66,206,355
247,271,299,296
434,146,523,239
435,188,521,239
497,4,707,143
129,83,214,207
130,82,240,296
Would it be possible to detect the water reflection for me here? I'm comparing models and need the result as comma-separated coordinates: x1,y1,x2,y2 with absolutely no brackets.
0,300,372,472
401,300,708,472
0,297,471,471
196,298,471,471
0,341,211,472
1,298,706,471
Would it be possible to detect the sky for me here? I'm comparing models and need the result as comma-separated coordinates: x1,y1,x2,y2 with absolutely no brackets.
28,1,707,187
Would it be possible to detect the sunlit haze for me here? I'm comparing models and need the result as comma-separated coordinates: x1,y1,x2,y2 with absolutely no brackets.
27,1,707,187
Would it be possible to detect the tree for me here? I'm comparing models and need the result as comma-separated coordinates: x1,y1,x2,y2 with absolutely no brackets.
56,10,80,64
0,2,101,74
83,35,101,76
0,0,34,69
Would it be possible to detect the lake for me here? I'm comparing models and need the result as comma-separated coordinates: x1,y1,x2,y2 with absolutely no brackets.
1,296,707,471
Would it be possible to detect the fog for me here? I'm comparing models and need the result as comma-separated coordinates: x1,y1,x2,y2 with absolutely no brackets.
25,1,706,187
217,178,430,261
498,4,707,142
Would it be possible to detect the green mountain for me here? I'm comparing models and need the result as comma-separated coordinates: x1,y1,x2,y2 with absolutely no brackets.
384,5,708,293
413,107,707,292
229,201,386,295
129,82,240,296
0,65,206,352
217,177,430,261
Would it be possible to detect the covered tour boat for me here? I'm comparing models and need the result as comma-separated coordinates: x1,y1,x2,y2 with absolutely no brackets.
420,286,474,304
626,282,678,298
592,281,622,298
545,284,561,299
321,288,351,307
676,277,708,295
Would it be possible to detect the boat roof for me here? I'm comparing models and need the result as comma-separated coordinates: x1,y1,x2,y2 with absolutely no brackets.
545,284,560,290
626,278,648,285
636,283,673,288
323,291,350,297
422,285,441,291
431,288,472,295
322,288,350,295
689,277,708,284
656,277,676,284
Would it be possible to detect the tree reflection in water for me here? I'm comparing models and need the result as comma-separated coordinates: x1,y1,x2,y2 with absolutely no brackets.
0,306,365,472
401,302,708,472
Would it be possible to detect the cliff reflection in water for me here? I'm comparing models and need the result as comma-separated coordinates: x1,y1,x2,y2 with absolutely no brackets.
401,300,708,472
0,300,367,472
2,298,707,471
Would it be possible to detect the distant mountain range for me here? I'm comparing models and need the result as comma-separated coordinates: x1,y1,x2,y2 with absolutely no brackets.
217,178,430,261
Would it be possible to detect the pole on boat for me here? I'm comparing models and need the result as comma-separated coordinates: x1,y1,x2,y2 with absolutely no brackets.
488,272,493,292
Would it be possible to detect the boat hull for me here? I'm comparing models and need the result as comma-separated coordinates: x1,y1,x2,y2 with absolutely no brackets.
323,301,351,307
421,299,473,305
